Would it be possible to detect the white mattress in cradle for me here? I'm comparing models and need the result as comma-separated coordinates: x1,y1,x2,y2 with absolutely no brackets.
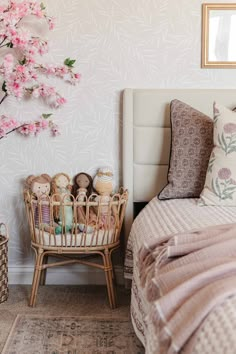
124,197,236,354
34,228,115,247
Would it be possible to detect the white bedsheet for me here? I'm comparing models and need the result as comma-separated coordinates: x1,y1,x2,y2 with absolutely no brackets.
124,197,236,353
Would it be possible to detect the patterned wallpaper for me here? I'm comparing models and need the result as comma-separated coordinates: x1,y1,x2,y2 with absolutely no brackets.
1,0,236,271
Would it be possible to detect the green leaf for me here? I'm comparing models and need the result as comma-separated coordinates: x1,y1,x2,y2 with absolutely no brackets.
207,157,215,173
211,179,220,198
64,57,76,67
40,2,46,10
227,146,236,154
64,58,71,65
215,177,221,197
42,113,53,119
224,186,236,192
6,42,13,48
221,132,228,152
222,193,234,200
19,57,26,65
217,134,222,147
230,138,236,145
2,81,7,93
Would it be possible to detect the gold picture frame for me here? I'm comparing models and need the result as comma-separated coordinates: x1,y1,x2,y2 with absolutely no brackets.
202,3,236,68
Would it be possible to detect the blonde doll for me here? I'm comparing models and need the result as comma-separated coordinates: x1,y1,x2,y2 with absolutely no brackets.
51,173,73,234
93,167,118,229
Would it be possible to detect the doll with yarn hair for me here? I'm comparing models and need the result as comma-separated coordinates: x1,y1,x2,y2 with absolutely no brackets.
72,172,94,227
72,172,94,232
25,174,55,233
51,173,73,234
93,167,118,230
72,172,93,202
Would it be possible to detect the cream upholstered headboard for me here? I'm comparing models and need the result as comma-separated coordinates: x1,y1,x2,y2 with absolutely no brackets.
122,88,236,241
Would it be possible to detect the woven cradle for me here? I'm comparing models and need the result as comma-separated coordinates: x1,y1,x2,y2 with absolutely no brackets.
0,223,8,304
23,189,128,308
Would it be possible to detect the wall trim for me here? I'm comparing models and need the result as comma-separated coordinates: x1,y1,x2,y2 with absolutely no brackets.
8,265,124,285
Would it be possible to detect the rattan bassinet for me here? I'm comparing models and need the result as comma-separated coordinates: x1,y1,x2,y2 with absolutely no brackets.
24,189,128,308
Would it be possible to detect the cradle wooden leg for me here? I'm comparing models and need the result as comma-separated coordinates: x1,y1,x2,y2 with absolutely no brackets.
39,255,48,286
29,249,44,307
104,249,116,309
109,251,118,305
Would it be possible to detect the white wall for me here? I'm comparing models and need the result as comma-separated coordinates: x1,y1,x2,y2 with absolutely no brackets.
1,0,236,283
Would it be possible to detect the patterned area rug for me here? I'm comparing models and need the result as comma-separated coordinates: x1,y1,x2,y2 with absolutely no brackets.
2,314,144,354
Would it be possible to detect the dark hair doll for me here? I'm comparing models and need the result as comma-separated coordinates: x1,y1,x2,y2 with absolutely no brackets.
72,172,93,199
72,172,94,232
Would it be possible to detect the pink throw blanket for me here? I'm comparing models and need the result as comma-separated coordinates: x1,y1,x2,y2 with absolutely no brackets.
138,223,236,354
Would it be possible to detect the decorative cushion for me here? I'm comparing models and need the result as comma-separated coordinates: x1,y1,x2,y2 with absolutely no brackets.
158,99,213,200
200,103,236,206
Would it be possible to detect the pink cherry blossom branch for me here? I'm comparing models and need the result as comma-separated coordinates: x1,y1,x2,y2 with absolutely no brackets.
0,123,24,139
0,1,80,139
0,114,60,139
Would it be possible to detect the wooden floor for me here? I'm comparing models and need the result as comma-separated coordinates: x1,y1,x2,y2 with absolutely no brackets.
0,284,132,352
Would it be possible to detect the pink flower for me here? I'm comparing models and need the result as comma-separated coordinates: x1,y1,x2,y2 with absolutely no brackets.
11,28,30,50
28,123,36,132
39,120,49,129
4,54,14,63
56,97,67,106
45,64,56,75
218,168,231,180
18,125,31,136
15,65,26,73
0,115,19,138
26,57,36,65
2,54,14,75
223,123,236,134
18,122,37,136
50,123,60,136
57,66,69,75
6,80,24,98
66,72,81,85
0,128,7,138
47,17,56,30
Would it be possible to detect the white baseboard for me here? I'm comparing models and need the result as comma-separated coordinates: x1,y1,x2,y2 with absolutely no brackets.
8,264,124,286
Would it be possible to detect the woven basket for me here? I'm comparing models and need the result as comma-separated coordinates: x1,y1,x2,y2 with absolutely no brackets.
0,223,9,304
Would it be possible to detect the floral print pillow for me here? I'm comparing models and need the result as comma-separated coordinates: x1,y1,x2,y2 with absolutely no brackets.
200,103,236,206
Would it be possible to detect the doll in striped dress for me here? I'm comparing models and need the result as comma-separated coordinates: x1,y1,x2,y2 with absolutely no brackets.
25,174,55,233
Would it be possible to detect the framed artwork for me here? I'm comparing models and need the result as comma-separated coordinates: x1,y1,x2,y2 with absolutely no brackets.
202,3,236,68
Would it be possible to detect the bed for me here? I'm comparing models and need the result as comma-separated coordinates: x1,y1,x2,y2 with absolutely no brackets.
123,89,236,354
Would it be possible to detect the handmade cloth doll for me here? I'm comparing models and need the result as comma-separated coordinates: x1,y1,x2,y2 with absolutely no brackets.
25,174,55,233
72,172,95,233
93,167,118,229
51,173,73,234
72,172,93,201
